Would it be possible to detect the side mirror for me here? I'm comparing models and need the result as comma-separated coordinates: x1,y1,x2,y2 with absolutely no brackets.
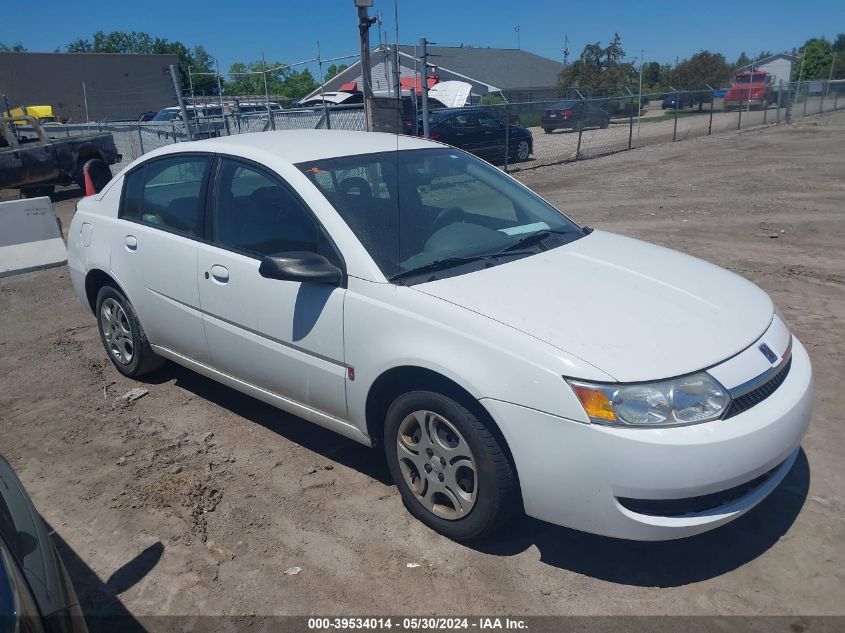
259,251,342,285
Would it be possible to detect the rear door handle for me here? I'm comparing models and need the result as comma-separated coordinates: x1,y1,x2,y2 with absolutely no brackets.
124,235,137,251
209,264,229,283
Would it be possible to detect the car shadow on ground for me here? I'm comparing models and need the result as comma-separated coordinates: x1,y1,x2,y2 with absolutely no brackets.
469,448,810,587
49,524,160,632
140,363,393,486
139,363,809,588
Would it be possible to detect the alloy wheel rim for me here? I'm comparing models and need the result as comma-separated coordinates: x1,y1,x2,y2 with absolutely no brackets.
396,410,477,520
100,298,134,365
517,141,530,160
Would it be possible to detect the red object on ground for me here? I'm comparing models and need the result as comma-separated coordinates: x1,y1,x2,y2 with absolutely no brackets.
83,162,96,196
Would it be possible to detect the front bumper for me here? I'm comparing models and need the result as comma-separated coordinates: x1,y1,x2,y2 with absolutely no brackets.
481,335,812,540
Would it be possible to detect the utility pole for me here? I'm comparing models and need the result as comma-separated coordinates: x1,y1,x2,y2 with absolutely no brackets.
563,34,569,67
420,37,430,138
215,58,224,102
169,64,193,141
355,0,377,131
515,25,520,50
392,0,401,99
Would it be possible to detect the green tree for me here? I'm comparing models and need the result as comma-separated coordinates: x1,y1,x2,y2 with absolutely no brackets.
65,31,218,94
795,37,835,80
735,52,752,68
0,41,27,52
325,63,349,80
226,61,317,102
670,51,732,89
558,33,635,96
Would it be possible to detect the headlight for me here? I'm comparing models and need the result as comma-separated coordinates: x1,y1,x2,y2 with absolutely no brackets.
566,372,730,427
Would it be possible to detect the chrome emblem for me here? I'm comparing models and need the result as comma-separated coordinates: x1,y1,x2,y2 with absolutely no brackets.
758,343,778,364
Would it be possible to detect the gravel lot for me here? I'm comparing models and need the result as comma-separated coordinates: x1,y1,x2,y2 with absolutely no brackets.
1,111,843,625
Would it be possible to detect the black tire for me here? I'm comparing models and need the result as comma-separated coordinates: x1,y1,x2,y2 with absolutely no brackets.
600,116,610,129
512,139,531,162
384,390,518,541
542,127,553,134
95,284,165,378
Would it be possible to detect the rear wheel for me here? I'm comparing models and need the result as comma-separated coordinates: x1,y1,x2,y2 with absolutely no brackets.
513,139,531,162
385,390,518,541
96,284,164,377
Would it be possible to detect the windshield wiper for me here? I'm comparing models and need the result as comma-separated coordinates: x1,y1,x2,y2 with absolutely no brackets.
500,228,577,252
390,250,532,284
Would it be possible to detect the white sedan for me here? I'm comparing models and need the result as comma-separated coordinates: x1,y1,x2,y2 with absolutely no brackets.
67,130,812,541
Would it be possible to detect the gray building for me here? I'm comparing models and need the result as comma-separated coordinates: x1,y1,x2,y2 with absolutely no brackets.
305,44,565,103
0,52,179,122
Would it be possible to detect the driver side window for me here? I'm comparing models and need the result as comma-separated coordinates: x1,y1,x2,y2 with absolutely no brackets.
212,159,327,260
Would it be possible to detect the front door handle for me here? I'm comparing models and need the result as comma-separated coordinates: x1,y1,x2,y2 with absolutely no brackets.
124,235,137,251
209,264,229,283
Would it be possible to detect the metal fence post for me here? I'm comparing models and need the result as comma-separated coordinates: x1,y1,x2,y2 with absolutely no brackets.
777,80,782,124
137,122,145,155
835,84,839,111
575,95,585,159
803,82,808,117
503,103,510,173
672,89,680,142
171,120,177,142
708,88,714,135
785,81,793,123
627,92,634,150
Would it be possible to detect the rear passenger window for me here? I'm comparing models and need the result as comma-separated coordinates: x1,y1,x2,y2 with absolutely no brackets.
120,156,210,236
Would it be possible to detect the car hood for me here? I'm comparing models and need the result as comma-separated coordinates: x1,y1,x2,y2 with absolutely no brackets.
414,230,774,382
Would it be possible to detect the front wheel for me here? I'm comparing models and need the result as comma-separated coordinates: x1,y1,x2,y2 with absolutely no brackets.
384,390,518,541
96,285,165,377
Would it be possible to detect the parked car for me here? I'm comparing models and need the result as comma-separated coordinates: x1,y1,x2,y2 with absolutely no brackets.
540,100,609,133
661,90,711,110
0,454,88,632
297,91,364,108
68,130,812,542
423,108,532,163
1,115,119,197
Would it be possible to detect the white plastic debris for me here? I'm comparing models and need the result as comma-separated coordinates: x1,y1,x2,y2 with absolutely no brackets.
283,566,302,576
406,562,421,568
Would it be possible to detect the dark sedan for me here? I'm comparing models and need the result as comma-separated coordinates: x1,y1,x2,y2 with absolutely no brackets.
423,108,533,164
540,100,610,134
0,454,87,633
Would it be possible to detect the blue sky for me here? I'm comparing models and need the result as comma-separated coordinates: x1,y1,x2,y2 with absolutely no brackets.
3,0,843,72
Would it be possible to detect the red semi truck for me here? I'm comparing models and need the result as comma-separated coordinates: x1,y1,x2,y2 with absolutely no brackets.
723,70,778,111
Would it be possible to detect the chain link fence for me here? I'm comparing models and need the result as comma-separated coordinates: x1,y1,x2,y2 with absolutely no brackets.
32,79,843,177
40,104,366,172
469,79,845,173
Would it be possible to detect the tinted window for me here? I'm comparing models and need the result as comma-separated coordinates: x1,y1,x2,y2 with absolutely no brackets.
212,159,327,259
477,113,502,128
121,156,209,236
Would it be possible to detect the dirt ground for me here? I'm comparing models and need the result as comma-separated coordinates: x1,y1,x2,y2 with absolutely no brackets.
1,111,844,623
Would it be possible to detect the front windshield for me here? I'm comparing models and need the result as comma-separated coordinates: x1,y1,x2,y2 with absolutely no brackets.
297,148,583,280
735,74,767,84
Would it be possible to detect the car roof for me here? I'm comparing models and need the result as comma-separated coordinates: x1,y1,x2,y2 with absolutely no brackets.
140,129,440,165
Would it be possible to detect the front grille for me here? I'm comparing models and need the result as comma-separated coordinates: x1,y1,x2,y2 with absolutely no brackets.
617,462,782,517
723,356,792,419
